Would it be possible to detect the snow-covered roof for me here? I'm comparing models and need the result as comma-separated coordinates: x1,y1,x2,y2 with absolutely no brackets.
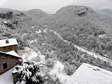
72,63,112,84
0,38,18,47
6,51,20,58
0,51,21,59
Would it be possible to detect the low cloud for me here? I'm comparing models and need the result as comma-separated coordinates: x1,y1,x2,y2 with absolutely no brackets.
0,0,112,13
73,0,112,9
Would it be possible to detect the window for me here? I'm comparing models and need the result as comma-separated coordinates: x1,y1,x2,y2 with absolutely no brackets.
3,63,7,69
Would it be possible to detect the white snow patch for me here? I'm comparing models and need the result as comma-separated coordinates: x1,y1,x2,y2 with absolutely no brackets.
43,28,48,33
37,51,45,64
49,61,112,84
7,51,19,57
0,38,18,47
49,61,69,82
18,47,38,62
49,61,64,75
29,40,37,44
35,29,42,34
72,63,112,84
18,47,45,64
0,69,13,84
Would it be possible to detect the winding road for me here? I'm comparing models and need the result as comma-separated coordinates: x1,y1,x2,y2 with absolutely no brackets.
49,29,112,66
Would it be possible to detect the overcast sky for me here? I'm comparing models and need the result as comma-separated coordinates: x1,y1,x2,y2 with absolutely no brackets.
0,0,112,13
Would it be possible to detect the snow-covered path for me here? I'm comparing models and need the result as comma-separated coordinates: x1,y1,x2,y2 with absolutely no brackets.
73,45,112,65
0,69,13,84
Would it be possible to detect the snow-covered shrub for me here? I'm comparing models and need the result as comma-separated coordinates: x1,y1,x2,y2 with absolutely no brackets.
45,58,55,68
64,62,77,76
12,62,44,84
43,74,61,84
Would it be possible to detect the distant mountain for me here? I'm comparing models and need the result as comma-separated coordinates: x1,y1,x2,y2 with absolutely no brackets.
0,8,21,14
1,6,112,37
34,6,112,36
24,9,51,24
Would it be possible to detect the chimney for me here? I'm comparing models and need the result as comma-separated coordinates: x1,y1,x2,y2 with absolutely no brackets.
6,39,9,44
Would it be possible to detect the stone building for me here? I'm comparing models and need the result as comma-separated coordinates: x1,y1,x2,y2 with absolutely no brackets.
0,38,18,52
0,38,22,74
0,52,22,74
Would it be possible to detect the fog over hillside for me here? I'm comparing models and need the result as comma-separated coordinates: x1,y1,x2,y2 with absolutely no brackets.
1,0,112,13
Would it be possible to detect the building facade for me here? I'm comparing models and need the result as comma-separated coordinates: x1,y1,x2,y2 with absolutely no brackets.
0,52,21,74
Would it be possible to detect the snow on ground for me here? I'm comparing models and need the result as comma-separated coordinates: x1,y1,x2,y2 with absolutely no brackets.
18,47,39,62
36,51,45,64
18,47,45,64
0,69,13,84
49,61,70,83
49,61,112,84
7,51,20,58
35,29,42,34
72,63,112,84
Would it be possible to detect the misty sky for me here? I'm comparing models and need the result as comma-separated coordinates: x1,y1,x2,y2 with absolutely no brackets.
0,0,112,13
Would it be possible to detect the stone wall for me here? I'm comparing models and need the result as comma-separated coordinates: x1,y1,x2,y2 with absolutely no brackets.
0,45,17,52
0,55,18,74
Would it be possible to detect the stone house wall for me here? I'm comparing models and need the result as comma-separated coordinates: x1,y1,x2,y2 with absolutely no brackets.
0,54,19,74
